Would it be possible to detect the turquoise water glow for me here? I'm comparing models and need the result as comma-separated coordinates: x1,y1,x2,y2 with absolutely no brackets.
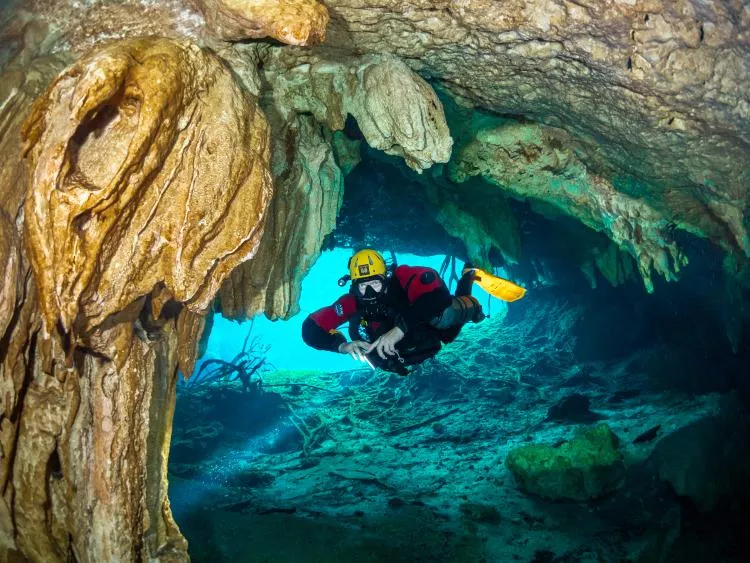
199,248,502,374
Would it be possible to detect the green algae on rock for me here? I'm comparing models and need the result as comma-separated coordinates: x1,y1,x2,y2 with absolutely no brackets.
506,424,626,502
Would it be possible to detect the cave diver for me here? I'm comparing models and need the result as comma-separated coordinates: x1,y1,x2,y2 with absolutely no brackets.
302,249,526,376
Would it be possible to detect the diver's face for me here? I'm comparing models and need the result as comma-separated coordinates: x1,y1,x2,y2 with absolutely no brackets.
356,279,383,296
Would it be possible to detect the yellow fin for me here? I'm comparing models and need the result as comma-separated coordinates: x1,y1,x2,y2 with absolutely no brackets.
471,268,527,302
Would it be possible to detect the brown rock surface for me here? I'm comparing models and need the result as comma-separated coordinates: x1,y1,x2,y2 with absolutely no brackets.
263,49,453,172
219,114,344,320
0,0,748,560
9,1,743,265
191,0,329,45
1,36,274,561
21,37,272,337
0,211,21,339
218,48,453,319
319,0,750,256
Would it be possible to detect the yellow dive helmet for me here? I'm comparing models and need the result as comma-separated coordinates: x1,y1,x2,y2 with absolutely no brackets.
348,248,387,281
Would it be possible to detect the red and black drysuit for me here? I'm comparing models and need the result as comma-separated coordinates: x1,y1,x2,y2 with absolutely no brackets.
302,265,463,374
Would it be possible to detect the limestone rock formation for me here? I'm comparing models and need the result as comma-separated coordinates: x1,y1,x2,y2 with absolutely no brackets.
582,241,637,289
321,0,750,261
219,114,345,320
1,36,274,561
6,0,748,276
0,211,21,339
191,0,329,45
330,131,362,176
263,50,453,172
22,37,272,338
217,47,454,320
0,0,748,560
425,179,521,269
450,122,688,291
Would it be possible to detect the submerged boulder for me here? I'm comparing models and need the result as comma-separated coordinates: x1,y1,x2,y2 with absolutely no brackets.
546,393,603,423
506,424,625,502
650,393,750,512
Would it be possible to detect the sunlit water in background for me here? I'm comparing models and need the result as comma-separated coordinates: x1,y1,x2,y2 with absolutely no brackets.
197,248,504,375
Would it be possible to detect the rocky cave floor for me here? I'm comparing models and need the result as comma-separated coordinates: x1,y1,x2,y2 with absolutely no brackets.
167,291,750,563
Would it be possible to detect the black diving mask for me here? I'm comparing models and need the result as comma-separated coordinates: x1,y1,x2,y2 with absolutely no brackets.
353,276,386,303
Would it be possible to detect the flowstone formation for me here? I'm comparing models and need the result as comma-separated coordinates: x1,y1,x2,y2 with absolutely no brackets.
261,49,453,173
217,49,453,319
320,0,750,263
0,3,457,559
190,0,329,45
22,38,272,337
0,35,273,560
218,113,347,320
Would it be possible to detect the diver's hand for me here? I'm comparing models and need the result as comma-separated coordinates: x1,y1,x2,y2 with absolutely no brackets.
366,327,405,360
338,341,370,362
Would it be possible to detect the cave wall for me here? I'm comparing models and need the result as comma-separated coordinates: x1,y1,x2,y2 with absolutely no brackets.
320,0,750,255
0,33,274,561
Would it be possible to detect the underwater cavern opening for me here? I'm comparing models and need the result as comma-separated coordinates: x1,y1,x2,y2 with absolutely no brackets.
167,145,750,563
2,3,750,560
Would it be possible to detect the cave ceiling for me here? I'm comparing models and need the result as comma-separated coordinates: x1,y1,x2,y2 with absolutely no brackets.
1,0,748,301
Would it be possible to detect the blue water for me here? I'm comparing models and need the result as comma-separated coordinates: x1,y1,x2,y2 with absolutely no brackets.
199,248,502,375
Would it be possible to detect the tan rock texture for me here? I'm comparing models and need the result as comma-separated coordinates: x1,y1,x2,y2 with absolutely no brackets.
191,0,329,45
3,0,205,58
263,50,453,172
0,0,748,560
0,211,21,340
22,37,272,338
218,48,453,319
219,114,345,320
5,0,748,262
1,36,273,561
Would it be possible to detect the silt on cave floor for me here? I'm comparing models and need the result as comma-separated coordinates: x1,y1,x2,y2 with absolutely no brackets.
167,284,750,563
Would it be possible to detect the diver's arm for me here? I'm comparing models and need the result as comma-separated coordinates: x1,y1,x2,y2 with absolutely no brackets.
392,266,453,333
302,317,346,352
301,295,356,352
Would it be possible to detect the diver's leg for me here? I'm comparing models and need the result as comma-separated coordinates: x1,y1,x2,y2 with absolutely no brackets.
438,261,485,329
431,295,485,330
455,262,476,297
